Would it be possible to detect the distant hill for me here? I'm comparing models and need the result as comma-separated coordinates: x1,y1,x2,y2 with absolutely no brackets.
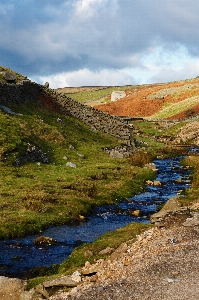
58,78,199,121
91,78,199,120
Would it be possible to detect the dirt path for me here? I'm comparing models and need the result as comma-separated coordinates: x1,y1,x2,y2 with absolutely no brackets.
50,213,199,300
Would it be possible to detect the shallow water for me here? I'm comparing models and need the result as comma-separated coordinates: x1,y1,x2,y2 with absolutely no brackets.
0,155,192,278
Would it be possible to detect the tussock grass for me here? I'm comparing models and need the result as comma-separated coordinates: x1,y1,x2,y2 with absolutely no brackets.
150,96,199,119
180,154,199,206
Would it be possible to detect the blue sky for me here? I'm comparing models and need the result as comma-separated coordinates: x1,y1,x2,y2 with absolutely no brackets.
1,0,199,88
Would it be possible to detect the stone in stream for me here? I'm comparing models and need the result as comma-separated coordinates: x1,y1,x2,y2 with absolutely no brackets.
34,236,57,245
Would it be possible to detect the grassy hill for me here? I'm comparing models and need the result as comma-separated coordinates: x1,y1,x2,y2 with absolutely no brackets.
0,98,156,240
2,69,199,293
70,77,199,120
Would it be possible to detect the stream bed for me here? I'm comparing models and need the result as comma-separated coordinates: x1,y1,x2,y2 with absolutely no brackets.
0,154,192,278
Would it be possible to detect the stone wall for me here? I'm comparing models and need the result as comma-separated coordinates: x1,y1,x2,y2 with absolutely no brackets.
0,80,134,146
0,80,42,104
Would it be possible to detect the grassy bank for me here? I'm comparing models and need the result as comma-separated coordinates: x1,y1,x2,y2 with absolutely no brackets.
0,102,156,240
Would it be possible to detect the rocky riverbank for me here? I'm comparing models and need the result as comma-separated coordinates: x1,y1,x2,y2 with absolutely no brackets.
48,204,199,300
1,199,199,300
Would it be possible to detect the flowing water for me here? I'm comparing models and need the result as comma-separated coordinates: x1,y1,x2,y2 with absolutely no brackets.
0,154,192,278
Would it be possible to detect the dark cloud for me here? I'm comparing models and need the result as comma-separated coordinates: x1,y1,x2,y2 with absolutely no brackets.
1,0,199,84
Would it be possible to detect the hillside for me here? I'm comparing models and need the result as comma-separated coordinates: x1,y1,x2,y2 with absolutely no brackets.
61,78,199,120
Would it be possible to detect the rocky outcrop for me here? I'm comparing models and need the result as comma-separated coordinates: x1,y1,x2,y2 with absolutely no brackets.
173,121,199,145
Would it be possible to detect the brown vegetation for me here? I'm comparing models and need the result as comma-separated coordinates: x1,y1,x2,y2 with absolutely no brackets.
93,78,199,120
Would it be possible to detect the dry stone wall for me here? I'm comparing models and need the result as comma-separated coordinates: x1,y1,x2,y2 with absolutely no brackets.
0,80,134,146
0,80,42,104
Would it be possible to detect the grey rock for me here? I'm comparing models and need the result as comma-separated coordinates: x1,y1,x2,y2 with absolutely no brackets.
99,246,114,255
69,144,75,150
111,91,126,101
0,105,16,115
35,284,49,298
66,162,76,168
108,243,128,261
183,212,199,227
43,276,79,288
44,82,49,88
77,153,85,158
3,71,17,81
150,197,182,224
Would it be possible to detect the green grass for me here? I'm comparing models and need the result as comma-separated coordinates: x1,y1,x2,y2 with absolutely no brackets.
179,154,199,206
66,85,136,103
150,96,199,119
0,101,155,239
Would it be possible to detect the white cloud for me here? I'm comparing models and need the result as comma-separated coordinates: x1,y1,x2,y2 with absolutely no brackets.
73,0,109,19
35,68,135,88
2,0,199,85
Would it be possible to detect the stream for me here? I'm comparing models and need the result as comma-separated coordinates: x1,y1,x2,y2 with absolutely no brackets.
0,152,193,278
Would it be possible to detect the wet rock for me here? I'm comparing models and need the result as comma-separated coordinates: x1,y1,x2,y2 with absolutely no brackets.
129,209,142,217
34,236,57,245
153,180,162,186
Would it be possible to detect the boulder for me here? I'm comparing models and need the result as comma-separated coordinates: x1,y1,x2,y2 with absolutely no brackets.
150,197,182,224
44,82,49,88
3,71,17,82
111,91,126,101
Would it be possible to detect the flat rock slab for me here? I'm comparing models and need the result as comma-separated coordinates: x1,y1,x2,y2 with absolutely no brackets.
0,276,27,300
43,276,79,288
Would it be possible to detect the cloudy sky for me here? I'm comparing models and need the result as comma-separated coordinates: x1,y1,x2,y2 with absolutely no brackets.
1,0,199,88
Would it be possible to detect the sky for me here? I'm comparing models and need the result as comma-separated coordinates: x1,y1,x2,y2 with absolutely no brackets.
1,0,199,88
